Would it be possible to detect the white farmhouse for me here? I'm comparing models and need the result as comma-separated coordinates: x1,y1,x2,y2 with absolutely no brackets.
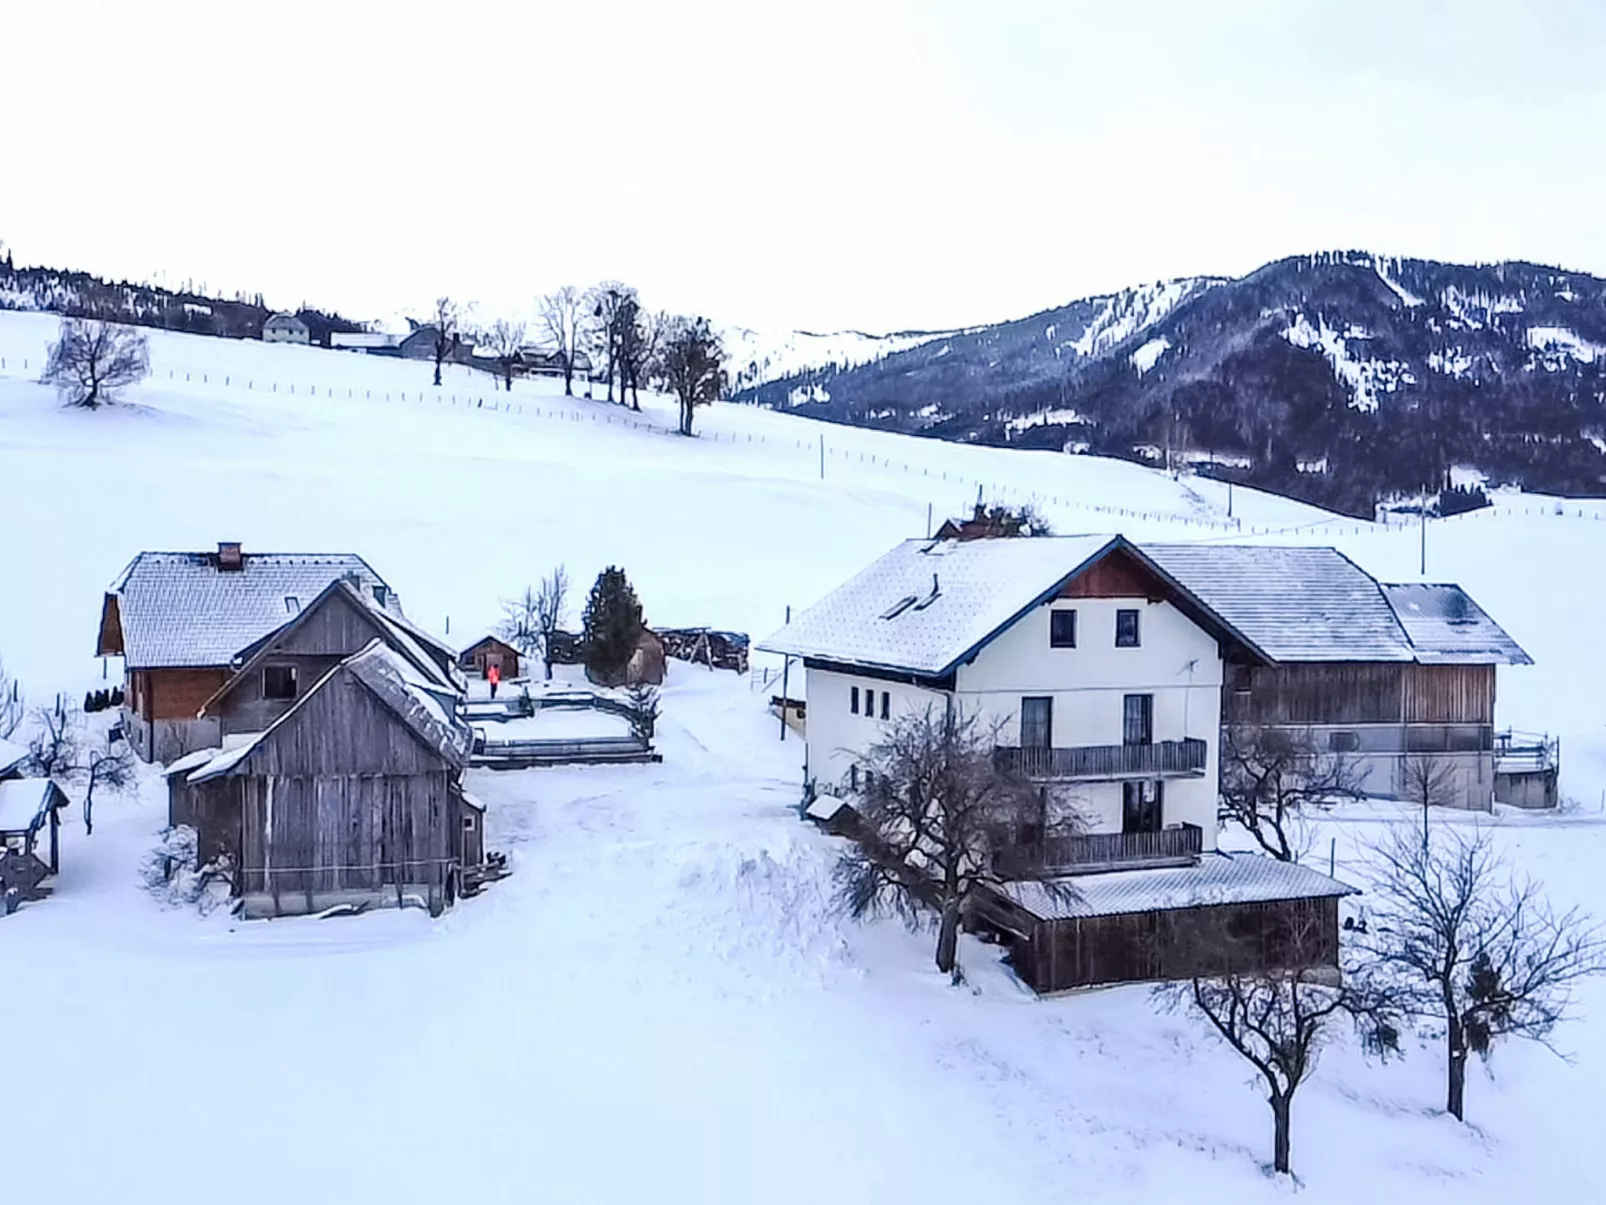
261,312,310,344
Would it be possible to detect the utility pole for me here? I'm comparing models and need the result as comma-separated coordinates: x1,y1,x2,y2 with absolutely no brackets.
818,433,825,480
778,606,792,742
1420,503,1428,576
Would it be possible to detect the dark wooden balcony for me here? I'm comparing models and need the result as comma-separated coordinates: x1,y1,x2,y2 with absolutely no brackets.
995,738,1207,782
993,822,1204,879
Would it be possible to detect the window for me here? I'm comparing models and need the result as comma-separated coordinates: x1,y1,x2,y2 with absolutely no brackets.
1115,608,1141,648
1049,609,1077,648
851,686,859,715
1122,780,1163,833
262,665,298,701
462,814,477,831
1329,730,1361,753
1020,696,1053,749
880,691,890,720
1122,693,1153,746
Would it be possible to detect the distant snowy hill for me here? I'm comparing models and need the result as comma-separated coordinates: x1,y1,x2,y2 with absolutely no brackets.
734,252,1606,517
719,323,965,395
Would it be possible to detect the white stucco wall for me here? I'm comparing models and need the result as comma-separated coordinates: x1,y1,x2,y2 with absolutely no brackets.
803,594,1224,848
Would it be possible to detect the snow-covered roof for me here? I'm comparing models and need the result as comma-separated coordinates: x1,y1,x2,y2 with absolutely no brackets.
106,551,397,669
0,737,28,778
997,851,1357,921
757,536,1118,676
761,536,1529,676
1141,544,1416,662
264,313,308,330
0,778,65,834
1379,583,1532,665
187,640,472,783
805,793,847,822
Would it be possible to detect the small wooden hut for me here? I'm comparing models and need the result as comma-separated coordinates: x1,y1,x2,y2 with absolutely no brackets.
0,778,70,878
459,636,521,681
169,640,480,918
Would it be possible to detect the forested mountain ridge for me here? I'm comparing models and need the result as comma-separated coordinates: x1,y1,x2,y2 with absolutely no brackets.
733,252,1606,517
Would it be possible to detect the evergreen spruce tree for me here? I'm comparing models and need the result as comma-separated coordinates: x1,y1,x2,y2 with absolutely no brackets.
581,566,645,685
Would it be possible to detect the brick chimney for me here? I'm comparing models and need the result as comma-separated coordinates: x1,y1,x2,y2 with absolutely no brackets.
217,542,244,571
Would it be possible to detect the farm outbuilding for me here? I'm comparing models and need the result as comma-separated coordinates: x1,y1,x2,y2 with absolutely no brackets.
261,313,310,345
0,777,70,878
169,640,481,918
459,635,521,681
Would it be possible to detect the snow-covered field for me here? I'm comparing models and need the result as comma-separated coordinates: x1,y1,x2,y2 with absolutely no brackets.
2,311,1604,1202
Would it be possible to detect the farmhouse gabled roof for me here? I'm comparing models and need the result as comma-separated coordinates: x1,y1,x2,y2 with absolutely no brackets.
759,536,1530,676
1378,583,1532,665
998,851,1358,922
757,536,1267,677
102,551,398,669
186,640,472,784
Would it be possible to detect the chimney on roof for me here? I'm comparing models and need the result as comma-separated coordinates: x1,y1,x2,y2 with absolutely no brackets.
217,542,244,571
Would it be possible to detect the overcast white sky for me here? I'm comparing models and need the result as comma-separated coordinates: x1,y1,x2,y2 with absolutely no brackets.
5,0,1604,333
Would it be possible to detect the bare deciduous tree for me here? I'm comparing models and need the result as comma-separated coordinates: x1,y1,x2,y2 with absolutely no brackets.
429,296,463,387
1219,725,1368,862
497,587,542,660
1159,912,1401,1176
0,654,23,740
26,704,81,780
534,565,569,681
1362,825,1606,1121
81,743,135,836
585,282,636,404
41,318,149,408
538,286,585,396
659,315,726,437
1400,753,1461,842
485,318,526,392
616,302,666,411
835,704,1057,981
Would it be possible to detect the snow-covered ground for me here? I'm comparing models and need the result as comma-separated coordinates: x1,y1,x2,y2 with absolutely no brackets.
2,311,1604,1201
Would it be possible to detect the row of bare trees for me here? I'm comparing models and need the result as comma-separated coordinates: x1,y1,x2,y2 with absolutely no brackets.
834,706,1605,1177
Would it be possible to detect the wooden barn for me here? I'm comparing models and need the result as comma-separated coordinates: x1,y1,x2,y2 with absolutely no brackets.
972,853,1355,993
459,635,521,681
167,640,481,917
197,577,462,742
97,544,407,763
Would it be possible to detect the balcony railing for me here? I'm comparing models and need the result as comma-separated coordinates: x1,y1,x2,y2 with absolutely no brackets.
993,822,1204,879
995,737,1207,781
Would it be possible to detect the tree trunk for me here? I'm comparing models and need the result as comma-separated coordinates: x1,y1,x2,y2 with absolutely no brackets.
433,358,443,388
563,362,573,396
935,896,961,976
1447,1023,1468,1121
1271,1092,1292,1175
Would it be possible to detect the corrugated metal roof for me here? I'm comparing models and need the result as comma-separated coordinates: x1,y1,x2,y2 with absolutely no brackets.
1380,583,1531,665
998,851,1357,921
756,536,1117,676
1142,544,1414,662
109,552,397,668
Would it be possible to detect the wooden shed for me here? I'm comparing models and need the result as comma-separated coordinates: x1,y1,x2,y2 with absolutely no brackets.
459,635,521,681
972,852,1355,993
0,777,70,878
169,640,481,918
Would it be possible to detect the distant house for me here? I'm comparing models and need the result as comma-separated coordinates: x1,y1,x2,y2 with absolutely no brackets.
262,313,310,345
459,635,520,681
399,325,470,364
517,347,593,378
96,543,406,762
760,532,1532,991
0,777,69,879
330,331,402,356
167,641,480,918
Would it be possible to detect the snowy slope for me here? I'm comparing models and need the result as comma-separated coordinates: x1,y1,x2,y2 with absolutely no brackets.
2,312,1605,1204
721,323,960,391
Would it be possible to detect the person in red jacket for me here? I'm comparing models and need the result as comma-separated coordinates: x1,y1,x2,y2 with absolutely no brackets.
487,661,501,699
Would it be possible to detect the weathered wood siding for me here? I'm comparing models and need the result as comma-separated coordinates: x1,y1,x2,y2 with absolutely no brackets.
1059,548,1165,601
218,655,346,736
1403,664,1495,724
1224,662,1405,725
169,776,244,865
97,594,124,656
274,589,386,657
148,668,231,721
235,676,454,910
1014,896,1340,993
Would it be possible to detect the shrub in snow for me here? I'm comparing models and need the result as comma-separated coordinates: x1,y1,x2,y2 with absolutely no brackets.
143,826,235,915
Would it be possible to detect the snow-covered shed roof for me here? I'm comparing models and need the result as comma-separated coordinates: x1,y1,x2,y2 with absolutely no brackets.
0,737,28,778
998,851,1357,921
1379,583,1532,665
0,778,67,834
104,551,398,669
264,312,308,330
1140,544,1417,663
757,536,1125,676
186,640,472,783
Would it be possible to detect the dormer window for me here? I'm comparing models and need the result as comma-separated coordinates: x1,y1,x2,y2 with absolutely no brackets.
285,596,300,615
